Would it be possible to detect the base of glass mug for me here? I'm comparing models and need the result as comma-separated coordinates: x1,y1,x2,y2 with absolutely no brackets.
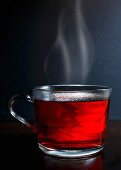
38,143,104,158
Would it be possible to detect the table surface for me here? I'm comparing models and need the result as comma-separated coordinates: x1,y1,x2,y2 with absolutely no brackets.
0,120,121,170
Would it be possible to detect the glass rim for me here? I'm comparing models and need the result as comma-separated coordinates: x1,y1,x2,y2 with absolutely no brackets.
33,84,112,93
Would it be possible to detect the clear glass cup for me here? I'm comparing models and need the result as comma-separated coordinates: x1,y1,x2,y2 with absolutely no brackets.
8,85,112,158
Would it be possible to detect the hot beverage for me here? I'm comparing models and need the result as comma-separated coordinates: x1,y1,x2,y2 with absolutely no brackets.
9,85,112,158
34,99,110,150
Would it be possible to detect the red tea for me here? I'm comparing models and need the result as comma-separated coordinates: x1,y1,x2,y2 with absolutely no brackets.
34,99,110,150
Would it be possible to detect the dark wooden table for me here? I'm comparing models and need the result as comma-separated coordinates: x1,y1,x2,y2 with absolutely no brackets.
0,120,121,170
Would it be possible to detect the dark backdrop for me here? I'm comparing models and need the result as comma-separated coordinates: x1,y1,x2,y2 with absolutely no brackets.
1,0,121,121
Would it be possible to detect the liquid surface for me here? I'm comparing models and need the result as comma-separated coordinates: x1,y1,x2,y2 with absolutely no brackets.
34,99,110,149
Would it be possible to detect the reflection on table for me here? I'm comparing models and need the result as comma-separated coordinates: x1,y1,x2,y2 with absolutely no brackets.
37,152,104,170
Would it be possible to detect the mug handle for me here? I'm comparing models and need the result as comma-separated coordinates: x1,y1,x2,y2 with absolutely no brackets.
8,94,36,133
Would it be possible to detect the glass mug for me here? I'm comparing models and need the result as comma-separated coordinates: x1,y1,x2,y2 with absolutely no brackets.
8,85,112,158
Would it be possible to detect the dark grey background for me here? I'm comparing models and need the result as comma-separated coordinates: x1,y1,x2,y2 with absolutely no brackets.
1,0,121,121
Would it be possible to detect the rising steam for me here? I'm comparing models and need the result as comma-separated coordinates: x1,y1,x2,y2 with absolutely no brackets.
44,0,95,84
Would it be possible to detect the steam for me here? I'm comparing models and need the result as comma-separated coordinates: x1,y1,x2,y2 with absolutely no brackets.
44,0,95,84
